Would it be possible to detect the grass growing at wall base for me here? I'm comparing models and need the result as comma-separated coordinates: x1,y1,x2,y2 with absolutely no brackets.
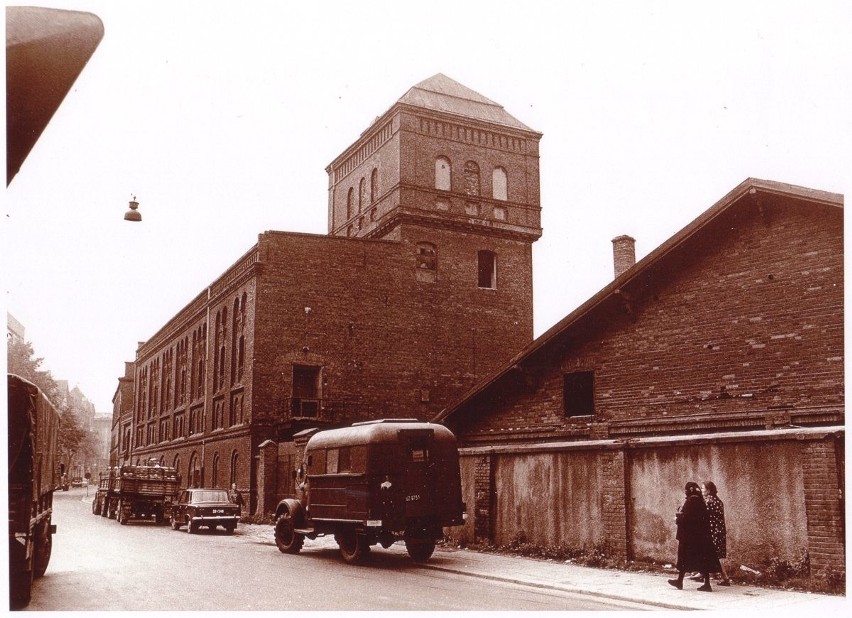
443,534,845,596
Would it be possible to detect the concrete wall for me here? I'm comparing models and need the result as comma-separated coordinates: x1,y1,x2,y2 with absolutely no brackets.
458,429,843,572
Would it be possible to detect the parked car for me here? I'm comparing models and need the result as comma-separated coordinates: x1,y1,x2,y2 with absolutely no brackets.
169,488,240,534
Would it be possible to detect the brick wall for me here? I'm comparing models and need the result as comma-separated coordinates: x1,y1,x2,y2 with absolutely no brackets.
461,202,843,436
801,437,846,572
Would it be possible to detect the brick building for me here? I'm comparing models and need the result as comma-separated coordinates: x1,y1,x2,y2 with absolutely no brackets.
436,179,845,574
116,74,542,511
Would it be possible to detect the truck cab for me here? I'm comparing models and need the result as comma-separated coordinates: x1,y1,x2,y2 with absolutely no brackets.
274,419,466,563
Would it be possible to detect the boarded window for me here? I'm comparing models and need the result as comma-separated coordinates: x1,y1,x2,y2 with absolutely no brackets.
435,156,451,191
463,161,480,196
563,371,594,417
492,166,507,200
477,250,497,289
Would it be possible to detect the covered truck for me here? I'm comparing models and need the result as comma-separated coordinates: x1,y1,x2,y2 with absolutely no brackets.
274,419,466,563
7,374,62,609
93,460,179,525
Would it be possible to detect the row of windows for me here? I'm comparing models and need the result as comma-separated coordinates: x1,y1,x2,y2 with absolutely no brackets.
121,436,243,490
346,168,379,220
136,293,248,424
416,243,498,289
435,157,508,200
136,391,245,448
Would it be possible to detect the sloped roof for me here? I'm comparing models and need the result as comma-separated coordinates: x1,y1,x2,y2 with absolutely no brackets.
396,73,537,133
434,178,843,425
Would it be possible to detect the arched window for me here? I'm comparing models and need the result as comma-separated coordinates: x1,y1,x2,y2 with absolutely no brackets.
370,168,378,203
230,451,239,487
463,161,480,196
435,156,451,191
212,453,220,488
189,451,201,488
492,167,507,201
172,454,181,486
359,178,366,213
347,188,354,220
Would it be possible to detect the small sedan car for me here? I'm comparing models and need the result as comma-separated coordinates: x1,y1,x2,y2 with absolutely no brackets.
169,488,240,534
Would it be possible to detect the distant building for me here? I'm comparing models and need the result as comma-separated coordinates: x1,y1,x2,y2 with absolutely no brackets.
7,312,25,342
436,179,845,574
117,75,542,508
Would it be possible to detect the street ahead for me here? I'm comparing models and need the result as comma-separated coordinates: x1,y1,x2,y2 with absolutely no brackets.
28,487,653,611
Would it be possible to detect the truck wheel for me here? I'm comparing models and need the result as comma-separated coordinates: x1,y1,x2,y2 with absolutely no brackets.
274,508,304,554
405,538,436,562
336,529,369,564
154,509,164,525
117,500,128,525
33,523,52,577
92,497,100,516
9,538,32,610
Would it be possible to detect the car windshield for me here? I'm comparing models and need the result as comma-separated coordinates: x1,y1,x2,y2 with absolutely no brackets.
191,490,229,503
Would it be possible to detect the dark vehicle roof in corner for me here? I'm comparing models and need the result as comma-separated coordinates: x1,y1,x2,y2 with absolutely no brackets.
307,420,456,450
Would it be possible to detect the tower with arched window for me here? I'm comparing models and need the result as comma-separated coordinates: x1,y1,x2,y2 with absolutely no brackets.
326,72,542,347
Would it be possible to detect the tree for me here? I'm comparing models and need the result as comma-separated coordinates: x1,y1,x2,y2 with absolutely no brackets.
7,337,90,470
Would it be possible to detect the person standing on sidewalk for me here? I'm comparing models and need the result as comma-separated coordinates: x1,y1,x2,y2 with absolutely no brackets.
229,483,245,518
668,481,721,592
702,481,731,586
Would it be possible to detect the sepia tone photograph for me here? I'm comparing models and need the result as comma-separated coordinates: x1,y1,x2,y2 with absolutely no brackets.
4,0,849,613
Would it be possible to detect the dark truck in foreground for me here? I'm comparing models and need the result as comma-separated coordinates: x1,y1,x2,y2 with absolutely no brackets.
7,374,62,609
274,419,466,563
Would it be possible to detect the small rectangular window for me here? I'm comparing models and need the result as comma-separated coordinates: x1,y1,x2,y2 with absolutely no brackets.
564,371,594,417
326,448,339,474
477,250,497,289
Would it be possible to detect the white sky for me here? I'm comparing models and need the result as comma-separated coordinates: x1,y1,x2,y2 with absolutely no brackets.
3,0,851,414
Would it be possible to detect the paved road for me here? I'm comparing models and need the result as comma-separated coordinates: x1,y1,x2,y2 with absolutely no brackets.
28,487,653,611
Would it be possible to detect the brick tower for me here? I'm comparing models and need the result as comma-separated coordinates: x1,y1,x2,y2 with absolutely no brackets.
325,74,543,379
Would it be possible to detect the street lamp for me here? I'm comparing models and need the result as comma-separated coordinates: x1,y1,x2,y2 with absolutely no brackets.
124,196,141,222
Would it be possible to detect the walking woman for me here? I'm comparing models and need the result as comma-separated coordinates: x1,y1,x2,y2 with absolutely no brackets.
668,481,722,592
702,481,731,585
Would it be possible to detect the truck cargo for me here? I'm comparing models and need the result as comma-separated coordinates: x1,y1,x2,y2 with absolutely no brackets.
93,460,179,525
274,419,466,563
7,374,62,609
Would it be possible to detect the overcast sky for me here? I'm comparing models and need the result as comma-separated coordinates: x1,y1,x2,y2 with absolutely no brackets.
4,0,850,413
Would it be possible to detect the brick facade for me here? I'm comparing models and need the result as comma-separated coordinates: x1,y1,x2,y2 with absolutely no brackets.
115,75,542,514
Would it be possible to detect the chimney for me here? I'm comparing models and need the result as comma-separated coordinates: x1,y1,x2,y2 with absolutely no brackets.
612,235,636,278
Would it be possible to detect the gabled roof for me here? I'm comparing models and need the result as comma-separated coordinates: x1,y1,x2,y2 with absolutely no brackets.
396,73,538,133
434,178,843,424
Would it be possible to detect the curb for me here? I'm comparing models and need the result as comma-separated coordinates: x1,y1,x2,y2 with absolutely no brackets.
419,562,689,610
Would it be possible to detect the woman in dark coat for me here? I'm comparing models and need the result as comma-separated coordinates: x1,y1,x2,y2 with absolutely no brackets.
668,482,722,592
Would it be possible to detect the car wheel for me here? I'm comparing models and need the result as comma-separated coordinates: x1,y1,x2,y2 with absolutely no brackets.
117,501,128,525
405,538,436,562
187,517,198,534
224,524,236,535
336,528,368,564
170,514,181,530
274,508,304,554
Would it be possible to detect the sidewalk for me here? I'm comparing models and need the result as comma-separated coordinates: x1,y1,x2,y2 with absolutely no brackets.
281,526,846,612
414,544,847,611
